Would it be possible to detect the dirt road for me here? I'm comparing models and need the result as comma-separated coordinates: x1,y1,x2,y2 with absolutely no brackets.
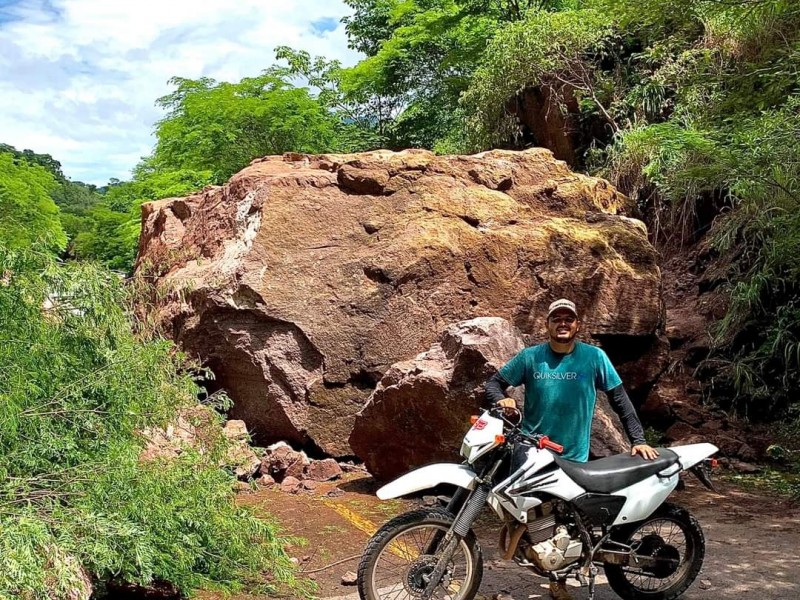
227,474,800,600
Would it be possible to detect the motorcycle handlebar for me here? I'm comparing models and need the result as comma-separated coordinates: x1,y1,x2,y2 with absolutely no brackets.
538,436,564,454
487,407,563,454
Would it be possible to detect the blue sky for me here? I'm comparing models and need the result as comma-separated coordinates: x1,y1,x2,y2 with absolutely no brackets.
0,0,360,184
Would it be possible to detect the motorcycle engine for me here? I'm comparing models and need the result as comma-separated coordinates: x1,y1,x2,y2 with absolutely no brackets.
525,526,583,571
522,503,582,571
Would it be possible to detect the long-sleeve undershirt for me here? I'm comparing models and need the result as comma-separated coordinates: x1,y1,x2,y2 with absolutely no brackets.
485,372,647,446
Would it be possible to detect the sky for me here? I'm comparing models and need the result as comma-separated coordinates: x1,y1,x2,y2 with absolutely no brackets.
0,0,360,185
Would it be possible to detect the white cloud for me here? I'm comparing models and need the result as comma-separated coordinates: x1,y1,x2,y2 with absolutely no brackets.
0,0,360,184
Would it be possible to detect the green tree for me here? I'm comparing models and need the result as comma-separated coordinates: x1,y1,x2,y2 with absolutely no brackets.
72,168,214,272
0,247,309,598
0,152,66,253
151,72,343,182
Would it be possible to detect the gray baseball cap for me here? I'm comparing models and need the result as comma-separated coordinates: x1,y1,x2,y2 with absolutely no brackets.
547,298,578,318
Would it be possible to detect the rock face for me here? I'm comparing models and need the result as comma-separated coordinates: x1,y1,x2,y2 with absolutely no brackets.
136,149,662,457
351,317,628,481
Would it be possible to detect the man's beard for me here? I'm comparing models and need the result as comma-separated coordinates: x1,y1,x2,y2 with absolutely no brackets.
550,330,577,344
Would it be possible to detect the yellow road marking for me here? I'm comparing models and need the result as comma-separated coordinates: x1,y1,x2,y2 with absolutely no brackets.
322,500,378,537
322,500,419,560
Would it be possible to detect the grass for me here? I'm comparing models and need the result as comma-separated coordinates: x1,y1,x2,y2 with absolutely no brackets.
720,468,800,500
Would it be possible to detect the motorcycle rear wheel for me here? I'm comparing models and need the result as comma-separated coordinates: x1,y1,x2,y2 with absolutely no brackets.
357,507,483,600
604,502,705,600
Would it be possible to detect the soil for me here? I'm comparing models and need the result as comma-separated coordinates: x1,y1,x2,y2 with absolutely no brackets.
197,471,800,600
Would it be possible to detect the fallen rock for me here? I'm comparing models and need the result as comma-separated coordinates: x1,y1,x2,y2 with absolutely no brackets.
341,571,358,586
257,474,275,486
222,419,250,441
301,479,318,492
261,442,307,480
141,406,259,479
306,458,343,482
340,461,368,473
228,444,261,480
351,317,629,481
284,451,310,480
280,476,302,494
730,460,761,474
136,149,663,457
665,422,699,443
140,405,220,461
640,384,676,429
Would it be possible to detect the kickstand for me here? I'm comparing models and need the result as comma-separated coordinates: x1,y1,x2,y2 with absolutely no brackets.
587,565,598,600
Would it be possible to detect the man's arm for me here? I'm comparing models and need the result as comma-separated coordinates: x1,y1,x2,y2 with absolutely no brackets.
485,372,511,404
485,372,517,409
607,384,659,460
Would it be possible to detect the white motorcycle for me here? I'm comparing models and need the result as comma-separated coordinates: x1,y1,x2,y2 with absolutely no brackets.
357,407,718,600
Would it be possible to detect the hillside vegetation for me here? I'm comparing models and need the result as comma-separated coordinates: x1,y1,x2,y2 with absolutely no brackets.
0,156,307,597
1,0,799,594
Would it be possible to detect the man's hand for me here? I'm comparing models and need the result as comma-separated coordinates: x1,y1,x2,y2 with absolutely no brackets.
496,397,519,418
631,444,659,460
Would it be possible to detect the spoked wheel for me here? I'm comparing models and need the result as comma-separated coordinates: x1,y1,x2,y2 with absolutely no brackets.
357,507,483,600
605,503,705,600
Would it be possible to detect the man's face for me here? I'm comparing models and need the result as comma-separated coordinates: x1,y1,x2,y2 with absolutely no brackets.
547,309,579,344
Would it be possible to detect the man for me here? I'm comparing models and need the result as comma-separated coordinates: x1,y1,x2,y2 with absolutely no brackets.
485,298,658,599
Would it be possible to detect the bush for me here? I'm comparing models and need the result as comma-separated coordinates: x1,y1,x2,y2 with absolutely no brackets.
0,248,309,598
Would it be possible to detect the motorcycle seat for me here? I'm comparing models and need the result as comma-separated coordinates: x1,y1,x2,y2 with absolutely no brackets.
553,449,680,494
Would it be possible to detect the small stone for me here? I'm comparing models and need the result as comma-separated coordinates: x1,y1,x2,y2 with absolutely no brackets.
326,488,345,498
280,476,301,494
699,579,712,590
340,462,368,473
341,571,358,586
307,458,343,481
301,479,318,492
257,474,275,486
222,419,249,440
290,557,300,565
233,480,251,492
422,495,438,507
731,460,761,474
285,451,311,480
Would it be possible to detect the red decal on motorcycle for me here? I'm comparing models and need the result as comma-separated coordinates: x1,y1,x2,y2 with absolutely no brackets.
474,419,487,430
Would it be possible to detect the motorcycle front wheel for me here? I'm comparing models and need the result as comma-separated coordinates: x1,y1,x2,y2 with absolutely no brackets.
357,507,483,600
604,502,705,600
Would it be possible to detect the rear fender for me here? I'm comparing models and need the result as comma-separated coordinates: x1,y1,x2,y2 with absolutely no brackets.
377,464,478,500
670,443,719,470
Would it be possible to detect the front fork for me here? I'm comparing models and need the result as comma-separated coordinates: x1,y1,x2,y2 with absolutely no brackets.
421,458,504,600
421,483,490,600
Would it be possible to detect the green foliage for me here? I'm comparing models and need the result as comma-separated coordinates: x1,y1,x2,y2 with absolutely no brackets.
340,0,530,148
0,153,67,253
70,168,214,273
459,7,614,151
0,143,66,180
0,248,307,598
151,72,344,182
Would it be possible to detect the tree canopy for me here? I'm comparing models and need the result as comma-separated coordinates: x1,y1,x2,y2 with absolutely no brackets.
0,152,66,253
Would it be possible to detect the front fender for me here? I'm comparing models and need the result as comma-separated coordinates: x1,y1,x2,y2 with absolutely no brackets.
377,463,478,500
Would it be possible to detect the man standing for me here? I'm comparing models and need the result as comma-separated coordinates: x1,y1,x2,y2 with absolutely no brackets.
485,299,658,600
486,298,658,462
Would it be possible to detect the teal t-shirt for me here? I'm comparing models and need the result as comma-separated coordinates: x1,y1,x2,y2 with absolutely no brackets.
499,341,622,462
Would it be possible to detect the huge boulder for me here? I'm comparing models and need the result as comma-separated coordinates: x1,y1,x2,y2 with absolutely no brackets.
136,149,662,456
350,317,628,481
